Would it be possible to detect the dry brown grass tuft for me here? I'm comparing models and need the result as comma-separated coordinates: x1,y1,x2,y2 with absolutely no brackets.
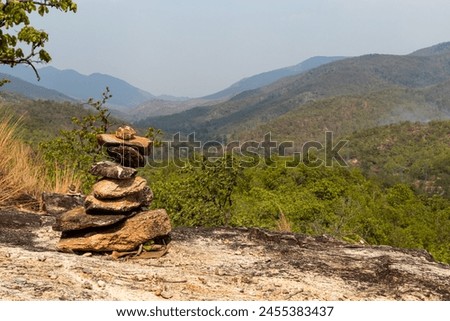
0,115,81,209
50,164,82,194
276,207,292,233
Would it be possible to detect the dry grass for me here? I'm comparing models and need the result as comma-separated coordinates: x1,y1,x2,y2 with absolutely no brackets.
0,115,81,209
50,164,82,194
276,206,292,233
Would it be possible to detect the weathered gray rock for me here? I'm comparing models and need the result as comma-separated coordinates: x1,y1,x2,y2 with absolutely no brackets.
56,209,172,252
85,186,153,214
52,207,127,232
89,161,137,179
42,193,85,215
107,145,145,168
93,176,148,199
97,133,151,155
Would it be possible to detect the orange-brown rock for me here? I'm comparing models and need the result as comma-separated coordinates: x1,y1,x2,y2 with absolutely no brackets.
84,187,153,214
56,209,171,252
92,176,148,200
97,133,151,155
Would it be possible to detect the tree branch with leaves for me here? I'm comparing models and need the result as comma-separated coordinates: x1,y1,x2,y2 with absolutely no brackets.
0,0,77,83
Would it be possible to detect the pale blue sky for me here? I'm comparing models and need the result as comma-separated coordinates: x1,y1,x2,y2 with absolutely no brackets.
32,0,450,97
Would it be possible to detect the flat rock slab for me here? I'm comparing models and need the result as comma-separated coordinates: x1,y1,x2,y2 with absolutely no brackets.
1,214,450,300
0,210,42,248
97,134,151,156
42,193,85,215
93,176,148,199
52,207,127,232
56,209,172,252
85,187,153,214
89,161,137,179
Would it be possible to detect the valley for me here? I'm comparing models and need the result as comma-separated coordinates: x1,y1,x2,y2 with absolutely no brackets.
0,41,449,266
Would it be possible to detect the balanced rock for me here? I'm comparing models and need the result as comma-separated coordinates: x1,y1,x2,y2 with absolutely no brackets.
115,126,136,140
52,207,127,232
97,133,151,156
56,209,172,252
93,176,148,199
107,145,145,168
85,187,153,214
42,192,85,215
89,161,137,179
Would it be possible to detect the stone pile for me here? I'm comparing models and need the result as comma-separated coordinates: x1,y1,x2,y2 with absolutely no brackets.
52,126,171,255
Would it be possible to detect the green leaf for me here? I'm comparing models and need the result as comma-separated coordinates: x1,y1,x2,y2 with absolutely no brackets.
39,49,51,63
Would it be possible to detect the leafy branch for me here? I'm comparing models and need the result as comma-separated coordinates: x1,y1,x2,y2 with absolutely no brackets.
0,0,77,81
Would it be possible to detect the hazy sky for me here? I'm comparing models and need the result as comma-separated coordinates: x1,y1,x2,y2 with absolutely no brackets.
32,0,450,97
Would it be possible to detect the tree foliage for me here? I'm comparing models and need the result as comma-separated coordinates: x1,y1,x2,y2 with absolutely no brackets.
346,120,450,198
142,157,450,264
0,0,77,82
146,154,241,227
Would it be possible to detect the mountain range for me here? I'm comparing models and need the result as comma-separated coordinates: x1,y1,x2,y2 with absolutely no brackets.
135,42,450,142
0,56,346,118
128,56,345,120
2,41,450,143
0,72,75,102
202,56,346,100
0,65,155,110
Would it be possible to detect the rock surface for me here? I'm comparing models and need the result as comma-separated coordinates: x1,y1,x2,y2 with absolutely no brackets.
42,193,85,215
97,133,151,155
89,161,137,179
93,177,148,199
56,209,171,252
52,207,127,232
1,209,449,301
84,187,153,214
107,146,145,168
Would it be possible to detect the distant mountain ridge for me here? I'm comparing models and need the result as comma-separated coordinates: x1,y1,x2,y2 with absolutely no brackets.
0,55,346,118
409,41,450,56
135,41,450,140
0,65,155,110
129,55,346,119
203,56,346,100
0,72,75,102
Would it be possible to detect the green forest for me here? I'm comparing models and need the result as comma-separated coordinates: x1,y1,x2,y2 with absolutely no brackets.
142,153,450,264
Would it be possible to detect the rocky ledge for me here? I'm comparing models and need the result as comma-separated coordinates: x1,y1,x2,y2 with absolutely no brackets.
0,209,449,301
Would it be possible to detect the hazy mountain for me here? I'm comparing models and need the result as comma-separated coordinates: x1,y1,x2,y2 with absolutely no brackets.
128,97,225,121
0,73,75,102
409,41,450,57
0,65,155,110
203,56,346,100
132,56,346,120
135,42,450,140
242,84,450,144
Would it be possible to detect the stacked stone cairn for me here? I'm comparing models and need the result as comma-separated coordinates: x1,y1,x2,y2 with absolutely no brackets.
52,126,172,257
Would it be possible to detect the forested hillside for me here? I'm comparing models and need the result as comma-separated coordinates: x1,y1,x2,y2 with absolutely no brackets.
136,42,450,140
346,120,450,198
